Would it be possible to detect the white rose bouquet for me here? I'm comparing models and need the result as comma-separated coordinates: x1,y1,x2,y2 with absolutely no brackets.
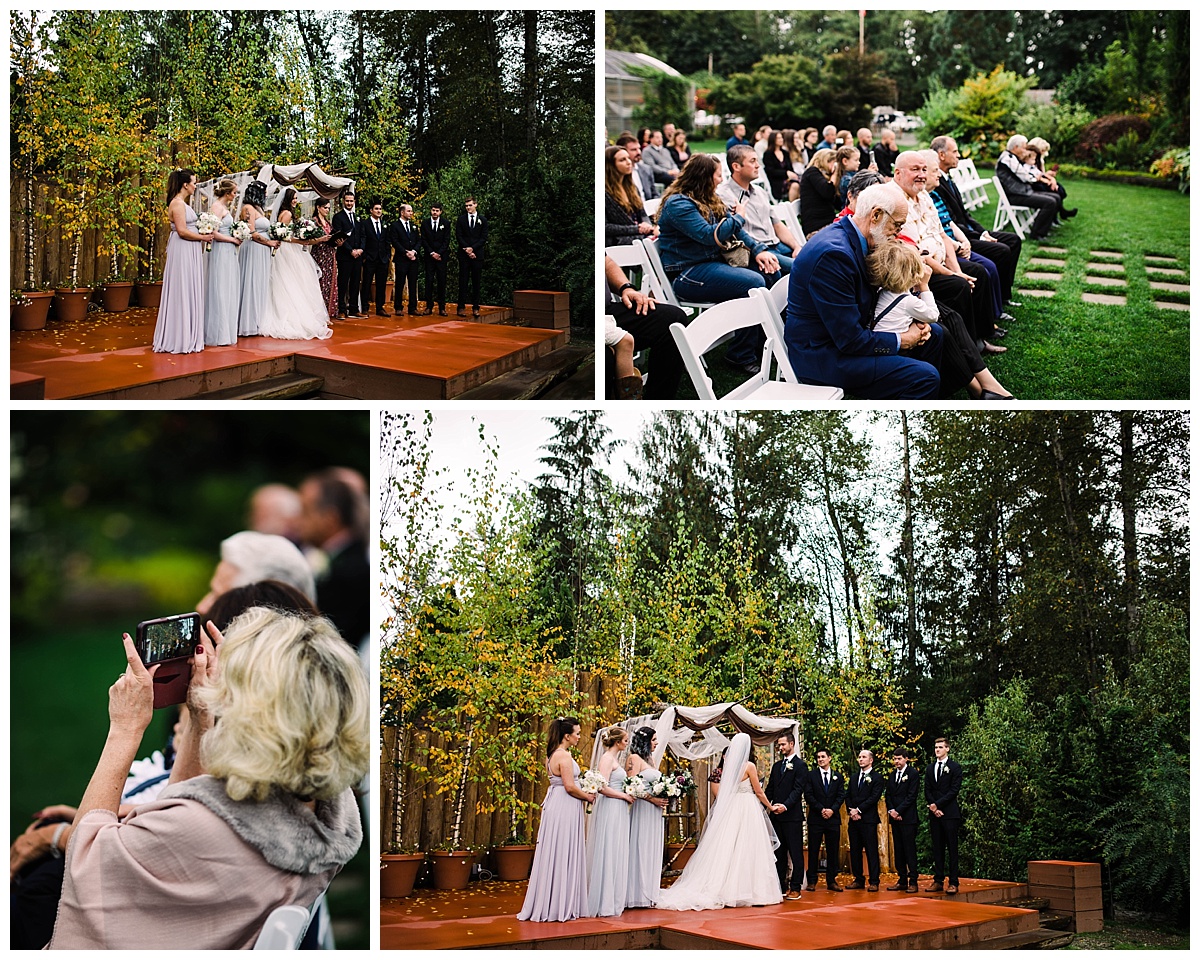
267,220,293,256
576,769,607,812
196,212,221,252
230,219,253,243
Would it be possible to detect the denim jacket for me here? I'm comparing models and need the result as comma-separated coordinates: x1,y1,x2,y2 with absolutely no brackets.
656,194,768,273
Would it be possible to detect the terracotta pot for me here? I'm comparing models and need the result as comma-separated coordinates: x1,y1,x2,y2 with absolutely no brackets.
53,288,93,323
380,853,425,899
491,845,536,882
665,842,697,871
101,281,135,313
136,281,163,308
430,850,474,890
12,291,55,330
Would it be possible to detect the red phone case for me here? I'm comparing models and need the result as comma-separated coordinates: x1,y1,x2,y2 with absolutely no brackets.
150,656,191,709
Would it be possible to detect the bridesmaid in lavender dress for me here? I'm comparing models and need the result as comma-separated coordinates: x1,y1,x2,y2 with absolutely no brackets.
585,727,634,916
151,169,206,354
236,181,281,337
203,178,244,346
517,717,595,922
626,727,668,907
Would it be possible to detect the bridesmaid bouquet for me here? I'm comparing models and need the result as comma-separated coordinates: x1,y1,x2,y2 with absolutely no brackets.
292,218,323,242
268,221,293,256
196,212,221,252
230,219,253,243
577,770,608,812
624,774,656,800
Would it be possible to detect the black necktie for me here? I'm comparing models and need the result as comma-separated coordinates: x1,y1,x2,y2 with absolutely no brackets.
858,772,864,788
936,761,943,782
470,215,475,229
375,220,380,236
823,771,829,792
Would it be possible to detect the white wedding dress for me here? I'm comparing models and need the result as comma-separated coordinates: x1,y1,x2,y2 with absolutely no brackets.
655,734,783,911
258,240,333,340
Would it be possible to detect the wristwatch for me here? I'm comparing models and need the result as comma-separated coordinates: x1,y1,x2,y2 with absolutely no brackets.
617,282,634,295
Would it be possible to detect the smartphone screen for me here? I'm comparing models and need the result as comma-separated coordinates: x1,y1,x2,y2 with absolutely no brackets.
137,613,201,665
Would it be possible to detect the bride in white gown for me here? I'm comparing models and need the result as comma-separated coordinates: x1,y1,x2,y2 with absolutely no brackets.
655,733,783,911
259,188,333,340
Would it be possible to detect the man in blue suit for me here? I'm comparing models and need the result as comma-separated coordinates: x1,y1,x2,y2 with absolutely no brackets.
784,184,943,399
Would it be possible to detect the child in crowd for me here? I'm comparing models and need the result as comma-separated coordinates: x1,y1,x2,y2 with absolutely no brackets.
605,317,642,399
865,240,937,348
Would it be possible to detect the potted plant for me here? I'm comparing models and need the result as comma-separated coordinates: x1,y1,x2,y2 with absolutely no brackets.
380,843,425,899
100,271,136,313
430,838,476,891
491,825,536,882
665,832,698,872
11,288,55,331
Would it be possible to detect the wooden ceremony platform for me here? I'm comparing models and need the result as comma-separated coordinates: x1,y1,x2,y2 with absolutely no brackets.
10,302,581,400
381,874,1080,950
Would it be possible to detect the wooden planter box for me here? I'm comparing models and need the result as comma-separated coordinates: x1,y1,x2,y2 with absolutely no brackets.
1028,860,1104,933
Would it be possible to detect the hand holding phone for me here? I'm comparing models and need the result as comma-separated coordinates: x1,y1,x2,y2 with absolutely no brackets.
135,613,201,708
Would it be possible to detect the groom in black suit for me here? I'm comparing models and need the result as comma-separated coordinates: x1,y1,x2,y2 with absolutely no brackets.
455,197,488,317
765,731,807,900
332,191,365,319
924,736,963,895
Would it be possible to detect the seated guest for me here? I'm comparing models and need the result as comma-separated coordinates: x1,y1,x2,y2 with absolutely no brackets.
298,468,370,649
1024,138,1076,218
197,531,315,616
754,125,773,159
604,255,688,400
814,125,838,153
784,184,949,399
930,135,1022,309
668,129,691,169
799,149,840,238
867,235,1014,400
657,153,783,375
800,128,820,165
835,170,886,220
717,145,802,275
855,128,875,170
873,127,900,177
47,607,368,949
605,145,655,246
726,122,751,151
642,129,680,192
785,129,807,202
893,151,1002,353
615,135,657,202
994,135,1057,240
605,314,641,400
762,130,796,202
637,127,653,148
834,146,861,205
836,129,853,150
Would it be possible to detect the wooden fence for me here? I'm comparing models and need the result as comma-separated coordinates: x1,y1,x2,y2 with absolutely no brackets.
381,673,894,875
10,173,167,290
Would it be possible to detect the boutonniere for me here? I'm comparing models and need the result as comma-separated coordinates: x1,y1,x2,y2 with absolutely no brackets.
784,759,794,770
863,774,872,784
900,774,908,782
831,774,838,781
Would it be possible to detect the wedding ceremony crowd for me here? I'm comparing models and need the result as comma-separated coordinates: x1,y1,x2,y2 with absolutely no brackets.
518,720,964,922
10,470,371,949
604,120,1078,400
153,169,489,355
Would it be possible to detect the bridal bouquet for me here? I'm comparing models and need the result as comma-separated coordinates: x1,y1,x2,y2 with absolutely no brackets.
268,221,293,256
196,212,221,252
230,219,253,243
292,217,323,241
577,769,608,812
659,769,698,797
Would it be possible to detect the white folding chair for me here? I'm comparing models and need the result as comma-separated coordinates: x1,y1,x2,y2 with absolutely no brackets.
641,236,714,317
948,161,992,211
748,284,799,383
643,196,661,219
771,201,805,252
669,293,842,404
605,240,670,303
990,175,1037,240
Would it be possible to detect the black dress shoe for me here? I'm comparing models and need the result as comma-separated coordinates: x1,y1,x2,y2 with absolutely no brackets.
827,884,844,892
725,358,762,377
1062,208,1078,218
980,389,1015,400
925,882,944,892
845,881,865,890
907,884,920,893
991,326,1007,339
867,884,879,892
438,307,447,316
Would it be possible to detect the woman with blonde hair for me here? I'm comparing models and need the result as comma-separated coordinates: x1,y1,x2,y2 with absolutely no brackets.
585,727,634,916
48,608,368,949
203,178,244,346
604,145,654,246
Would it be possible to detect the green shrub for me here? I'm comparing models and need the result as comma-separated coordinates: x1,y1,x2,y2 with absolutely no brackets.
1150,148,1190,193
629,66,694,133
1098,130,1151,171
1014,100,1095,160
1074,114,1153,165
915,66,1034,156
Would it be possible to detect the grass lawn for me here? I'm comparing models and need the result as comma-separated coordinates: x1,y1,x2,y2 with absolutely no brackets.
11,619,370,949
672,176,1189,400
1068,916,1189,949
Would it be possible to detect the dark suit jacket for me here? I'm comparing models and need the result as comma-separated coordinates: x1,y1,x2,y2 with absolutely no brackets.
845,767,886,824
360,217,391,264
995,152,1035,198
316,537,370,647
421,217,451,258
390,218,421,260
884,765,921,825
331,209,363,255
785,215,901,390
924,757,963,821
632,163,657,200
456,212,489,259
803,767,847,824
765,754,809,822
932,179,985,239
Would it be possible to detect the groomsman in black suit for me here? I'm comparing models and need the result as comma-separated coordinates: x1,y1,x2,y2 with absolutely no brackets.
332,191,365,319
803,748,846,891
455,197,488,317
885,746,920,892
845,748,886,891
924,736,963,895
390,204,422,316
360,201,392,316
765,731,807,900
420,202,450,316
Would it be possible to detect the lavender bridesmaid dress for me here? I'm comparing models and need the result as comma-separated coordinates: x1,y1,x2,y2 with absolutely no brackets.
626,767,664,907
237,216,272,336
152,205,205,353
517,760,588,922
203,213,239,345
585,768,630,916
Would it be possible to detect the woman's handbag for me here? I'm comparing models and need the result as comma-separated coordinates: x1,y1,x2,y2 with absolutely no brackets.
715,222,750,268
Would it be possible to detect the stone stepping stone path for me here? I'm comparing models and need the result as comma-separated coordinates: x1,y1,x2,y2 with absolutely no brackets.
1025,271,1063,282
1154,301,1189,312
1089,250,1123,260
1149,280,1189,293
1037,245,1068,254
1030,257,1067,267
1085,275,1126,288
1085,262,1125,272
1081,292,1127,306
1146,266,1187,277
1145,255,1180,265
1016,288,1055,298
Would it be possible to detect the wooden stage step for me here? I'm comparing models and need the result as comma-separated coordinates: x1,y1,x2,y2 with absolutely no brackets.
455,343,593,400
10,306,575,400
959,929,1075,949
201,372,324,400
